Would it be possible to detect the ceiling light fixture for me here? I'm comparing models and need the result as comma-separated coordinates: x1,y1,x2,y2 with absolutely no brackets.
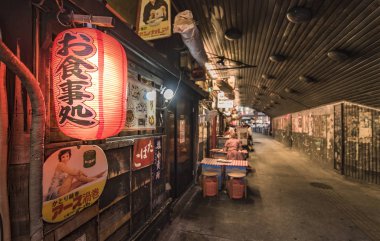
261,74,275,80
269,54,286,63
286,7,312,23
224,28,242,41
327,50,349,61
299,75,316,83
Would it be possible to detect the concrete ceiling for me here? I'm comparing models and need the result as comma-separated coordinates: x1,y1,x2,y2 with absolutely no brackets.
172,0,380,117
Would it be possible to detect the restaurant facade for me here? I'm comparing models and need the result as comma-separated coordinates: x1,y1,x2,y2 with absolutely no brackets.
0,0,210,240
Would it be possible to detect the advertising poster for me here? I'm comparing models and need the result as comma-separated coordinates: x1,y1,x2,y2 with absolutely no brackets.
133,138,155,170
137,0,172,40
359,111,372,138
42,145,108,223
126,79,156,130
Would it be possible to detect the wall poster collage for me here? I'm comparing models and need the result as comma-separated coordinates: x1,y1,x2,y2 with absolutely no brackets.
126,78,156,130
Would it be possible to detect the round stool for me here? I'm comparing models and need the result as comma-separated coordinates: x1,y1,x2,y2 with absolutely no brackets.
202,171,218,197
226,172,246,199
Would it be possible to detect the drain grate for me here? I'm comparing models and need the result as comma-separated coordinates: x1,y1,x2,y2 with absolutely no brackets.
310,182,333,189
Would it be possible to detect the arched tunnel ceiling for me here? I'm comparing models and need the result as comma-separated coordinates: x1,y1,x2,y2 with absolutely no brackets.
172,0,380,117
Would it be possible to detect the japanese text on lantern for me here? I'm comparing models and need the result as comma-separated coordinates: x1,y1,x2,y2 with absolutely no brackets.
54,31,99,128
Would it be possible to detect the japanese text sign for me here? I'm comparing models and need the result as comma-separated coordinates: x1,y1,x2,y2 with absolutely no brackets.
133,138,154,170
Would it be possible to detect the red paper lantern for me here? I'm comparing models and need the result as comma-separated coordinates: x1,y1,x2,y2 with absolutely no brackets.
51,28,127,140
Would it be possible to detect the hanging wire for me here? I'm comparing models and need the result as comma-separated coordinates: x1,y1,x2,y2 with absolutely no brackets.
55,0,72,27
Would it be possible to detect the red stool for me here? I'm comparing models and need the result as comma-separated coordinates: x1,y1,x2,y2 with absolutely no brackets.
202,171,218,197
227,172,247,199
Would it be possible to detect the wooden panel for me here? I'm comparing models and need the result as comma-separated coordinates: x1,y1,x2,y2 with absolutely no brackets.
105,147,131,178
99,198,130,241
132,167,151,192
60,218,97,241
99,173,130,210
105,221,130,241
131,184,150,215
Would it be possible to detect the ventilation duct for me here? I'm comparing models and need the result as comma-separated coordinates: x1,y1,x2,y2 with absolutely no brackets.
173,10,208,66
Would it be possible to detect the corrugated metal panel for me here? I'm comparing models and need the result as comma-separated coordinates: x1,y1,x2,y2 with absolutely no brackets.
173,0,380,116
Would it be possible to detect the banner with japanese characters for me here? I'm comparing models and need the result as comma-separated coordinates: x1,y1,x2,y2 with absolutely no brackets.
152,137,163,182
133,138,155,170
126,79,156,130
137,0,172,40
42,145,108,223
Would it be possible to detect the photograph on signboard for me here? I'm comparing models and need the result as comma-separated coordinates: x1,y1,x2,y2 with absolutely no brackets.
126,79,156,130
137,0,171,40
42,145,108,223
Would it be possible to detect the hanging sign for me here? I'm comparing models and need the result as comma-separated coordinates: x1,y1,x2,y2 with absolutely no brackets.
126,79,156,130
217,92,234,108
51,28,128,140
42,145,108,223
152,137,163,181
133,138,155,170
137,0,172,40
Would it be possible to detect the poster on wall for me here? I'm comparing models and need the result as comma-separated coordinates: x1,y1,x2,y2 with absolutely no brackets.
126,79,156,130
133,138,155,170
42,145,108,223
179,119,185,144
137,0,172,40
359,111,372,138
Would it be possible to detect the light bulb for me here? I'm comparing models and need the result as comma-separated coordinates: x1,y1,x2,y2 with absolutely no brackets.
163,89,174,100
146,90,156,101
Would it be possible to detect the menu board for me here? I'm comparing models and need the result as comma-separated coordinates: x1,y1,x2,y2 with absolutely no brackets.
126,79,156,130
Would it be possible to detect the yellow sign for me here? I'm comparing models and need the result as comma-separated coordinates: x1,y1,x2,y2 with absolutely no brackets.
42,145,108,223
137,0,172,40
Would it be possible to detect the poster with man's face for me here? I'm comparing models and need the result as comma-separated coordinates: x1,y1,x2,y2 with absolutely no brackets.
137,0,172,40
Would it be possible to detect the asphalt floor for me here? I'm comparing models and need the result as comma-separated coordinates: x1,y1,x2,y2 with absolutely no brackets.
157,133,380,241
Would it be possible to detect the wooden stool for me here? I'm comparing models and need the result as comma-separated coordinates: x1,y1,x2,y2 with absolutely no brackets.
202,171,218,197
226,172,247,199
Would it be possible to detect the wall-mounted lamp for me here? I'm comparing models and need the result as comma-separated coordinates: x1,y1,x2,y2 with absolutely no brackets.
159,86,174,100
163,89,174,100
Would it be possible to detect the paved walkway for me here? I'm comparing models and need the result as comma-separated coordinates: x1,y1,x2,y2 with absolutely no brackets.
157,133,380,241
